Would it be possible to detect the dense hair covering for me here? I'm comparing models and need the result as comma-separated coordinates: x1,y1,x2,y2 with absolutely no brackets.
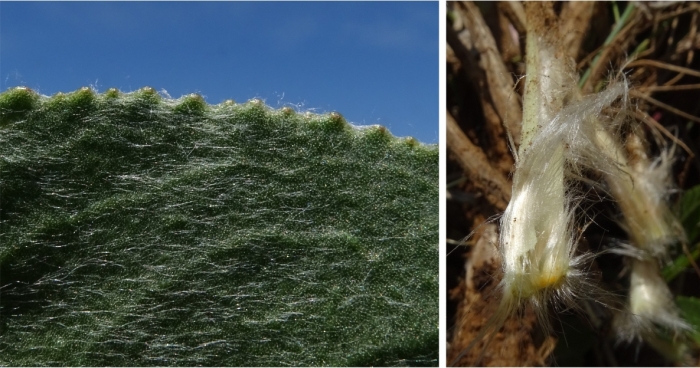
0,87,438,366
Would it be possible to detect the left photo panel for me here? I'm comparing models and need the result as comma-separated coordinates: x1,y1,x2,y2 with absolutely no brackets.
0,2,439,366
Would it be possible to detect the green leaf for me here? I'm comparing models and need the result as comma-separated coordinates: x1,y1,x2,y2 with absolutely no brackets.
0,86,39,126
676,296,700,345
664,185,700,281
663,245,700,282
679,185,700,243
0,87,438,366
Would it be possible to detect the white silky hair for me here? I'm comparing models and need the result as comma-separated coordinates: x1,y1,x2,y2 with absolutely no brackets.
498,80,627,316
604,144,690,343
454,35,692,360
450,80,629,366
614,258,691,344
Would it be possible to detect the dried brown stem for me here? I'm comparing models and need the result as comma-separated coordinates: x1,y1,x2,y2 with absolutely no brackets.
627,59,700,79
447,110,511,211
631,90,700,124
634,109,695,158
497,5,521,63
636,83,700,92
446,28,515,175
582,11,641,93
662,72,687,87
655,2,700,23
559,1,595,62
454,1,523,147
498,1,526,35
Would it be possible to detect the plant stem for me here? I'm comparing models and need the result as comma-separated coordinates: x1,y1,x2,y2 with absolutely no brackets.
578,3,636,88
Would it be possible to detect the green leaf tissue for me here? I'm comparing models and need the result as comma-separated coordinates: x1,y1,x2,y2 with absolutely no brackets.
0,86,438,366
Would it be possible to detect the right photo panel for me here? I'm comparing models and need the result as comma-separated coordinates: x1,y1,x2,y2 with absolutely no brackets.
446,2,700,366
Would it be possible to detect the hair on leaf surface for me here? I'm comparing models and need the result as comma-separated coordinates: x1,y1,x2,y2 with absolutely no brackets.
0,86,438,366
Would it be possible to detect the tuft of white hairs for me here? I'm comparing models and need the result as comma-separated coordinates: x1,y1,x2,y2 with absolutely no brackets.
599,130,690,344
596,128,684,261
450,79,631,366
457,20,690,361
575,76,690,347
496,81,628,332
489,75,690,361
451,81,624,367
613,258,691,344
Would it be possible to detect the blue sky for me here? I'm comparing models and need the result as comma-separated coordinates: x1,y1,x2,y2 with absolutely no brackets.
0,2,438,143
